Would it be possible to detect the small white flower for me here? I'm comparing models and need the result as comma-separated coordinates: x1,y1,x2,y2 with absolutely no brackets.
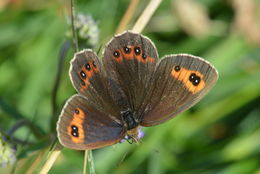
0,133,16,167
67,13,99,48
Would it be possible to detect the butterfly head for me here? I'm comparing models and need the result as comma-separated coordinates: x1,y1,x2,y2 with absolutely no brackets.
120,126,144,144
120,109,145,143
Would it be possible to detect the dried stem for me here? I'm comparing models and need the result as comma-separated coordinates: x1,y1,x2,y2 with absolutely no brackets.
83,150,89,174
39,150,61,174
38,142,63,174
116,0,140,33
25,150,46,174
132,0,162,33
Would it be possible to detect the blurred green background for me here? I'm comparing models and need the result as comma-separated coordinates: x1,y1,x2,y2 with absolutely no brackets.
0,0,260,173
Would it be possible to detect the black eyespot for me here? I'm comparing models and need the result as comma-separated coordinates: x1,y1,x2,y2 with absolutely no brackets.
71,125,79,137
174,66,181,72
80,71,86,79
189,73,201,86
85,63,91,71
92,61,97,68
113,50,120,58
134,47,141,55
193,76,201,86
142,53,147,59
189,73,196,81
74,108,79,114
72,125,78,131
123,47,131,54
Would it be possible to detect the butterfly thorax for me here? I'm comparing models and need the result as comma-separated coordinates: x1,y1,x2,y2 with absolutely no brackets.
121,110,141,142
121,110,138,130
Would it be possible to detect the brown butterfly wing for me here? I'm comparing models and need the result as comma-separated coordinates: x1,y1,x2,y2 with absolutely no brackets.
103,31,159,114
57,94,125,150
69,49,121,119
141,54,218,127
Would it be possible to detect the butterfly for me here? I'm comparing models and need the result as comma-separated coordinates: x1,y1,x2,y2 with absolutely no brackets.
57,31,218,150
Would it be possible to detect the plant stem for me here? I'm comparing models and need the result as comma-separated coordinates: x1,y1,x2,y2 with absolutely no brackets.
70,0,79,52
7,119,44,140
83,150,88,174
88,151,96,174
39,150,61,174
38,142,63,174
116,0,140,33
132,0,162,33
50,40,71,131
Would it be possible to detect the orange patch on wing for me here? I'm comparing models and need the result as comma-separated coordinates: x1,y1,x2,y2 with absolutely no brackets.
115,58,123,63
136,55,155,63
78,61,100,92
85,70,94,78
121,46,134,60
115,45,155,63
130,45,155,63
92,61,99,73
78,70,90,92
171,67,205,93
79,80,89,93
82,66,94,79
68,108,85,143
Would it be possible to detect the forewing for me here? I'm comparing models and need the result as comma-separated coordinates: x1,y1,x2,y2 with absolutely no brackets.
70,49,120,118
57,94,125,150
103,31,159,113
141,54,218,127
